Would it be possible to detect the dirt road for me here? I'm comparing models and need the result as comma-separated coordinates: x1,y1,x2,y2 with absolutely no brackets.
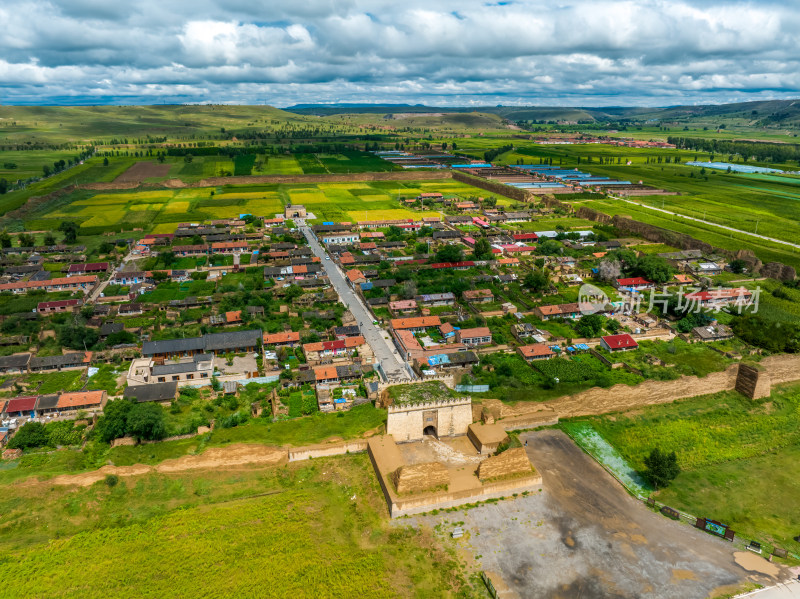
407,430,789,598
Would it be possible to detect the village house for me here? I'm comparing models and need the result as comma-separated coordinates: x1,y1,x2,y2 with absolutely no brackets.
263,331,301,348
463,289,494,304
684,287,752,309
415,292,455,307
614,277,654,291
321,232,360,244
53,390,107,416
692,324,734,342
346,269,367,286
517,344,556,362
172,244,209,257
37,299,82,314
533,303,581,321
0,275,98,295
123,381,179,405
600,333,639,352
67,262,109,276
389,299,418,315
456,327,493,347
142,329,262,359
302,336,367,363
128,354,214,386
390,316,441,334
211,241,249,254
29,352,91,373
0,353,31,375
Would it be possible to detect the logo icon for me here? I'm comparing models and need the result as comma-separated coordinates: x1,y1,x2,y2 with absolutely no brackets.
578,283,610,315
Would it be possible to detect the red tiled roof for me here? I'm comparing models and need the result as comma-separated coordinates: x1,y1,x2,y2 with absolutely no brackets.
601,334,638,349
518,344,555,359
264,331,300,344
391,316,441,329
616,277,652,287
429,261,475,269
6,396,37,413
56,390,105,409
458,327,491,338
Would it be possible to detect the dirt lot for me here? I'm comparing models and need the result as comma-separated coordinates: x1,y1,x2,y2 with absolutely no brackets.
405,430,789,598
114,160,171,182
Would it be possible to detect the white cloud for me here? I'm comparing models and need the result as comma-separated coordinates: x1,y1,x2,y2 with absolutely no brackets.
0,0,797,106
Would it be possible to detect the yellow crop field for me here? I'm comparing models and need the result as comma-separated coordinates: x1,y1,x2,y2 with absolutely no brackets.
163,201,190,213
130,203,163,211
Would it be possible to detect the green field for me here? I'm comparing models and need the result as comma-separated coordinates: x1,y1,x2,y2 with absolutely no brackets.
582,198,800,270
585,382,800,552
20,178,514,233
0,454,480,598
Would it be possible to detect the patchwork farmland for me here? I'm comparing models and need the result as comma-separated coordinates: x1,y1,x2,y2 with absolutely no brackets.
23,178,511,233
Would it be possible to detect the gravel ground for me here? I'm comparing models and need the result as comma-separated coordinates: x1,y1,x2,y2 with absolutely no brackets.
404,429,789,598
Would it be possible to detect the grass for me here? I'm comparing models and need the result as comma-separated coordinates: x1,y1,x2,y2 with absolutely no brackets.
0,454,481,598
584,382,800,552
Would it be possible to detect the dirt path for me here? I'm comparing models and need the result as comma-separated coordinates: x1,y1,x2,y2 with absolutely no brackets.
45,444,287,487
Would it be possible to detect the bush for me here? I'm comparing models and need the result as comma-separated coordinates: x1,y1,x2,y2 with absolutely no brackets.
7,422,49,450
105,474,119,487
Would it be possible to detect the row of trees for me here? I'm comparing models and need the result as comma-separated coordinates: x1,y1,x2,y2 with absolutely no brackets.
668,136,800,164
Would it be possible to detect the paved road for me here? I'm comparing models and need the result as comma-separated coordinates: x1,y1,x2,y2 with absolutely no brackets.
614,196,800,250
299,223,412,381
737,581,800,599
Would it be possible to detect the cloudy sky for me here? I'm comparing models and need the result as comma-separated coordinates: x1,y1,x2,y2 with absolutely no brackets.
0,0,798,107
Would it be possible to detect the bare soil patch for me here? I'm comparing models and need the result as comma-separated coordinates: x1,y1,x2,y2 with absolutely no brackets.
114,161,171,183
406,430,790,598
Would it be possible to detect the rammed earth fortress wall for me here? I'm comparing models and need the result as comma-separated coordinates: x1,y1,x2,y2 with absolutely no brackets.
521,355,800,421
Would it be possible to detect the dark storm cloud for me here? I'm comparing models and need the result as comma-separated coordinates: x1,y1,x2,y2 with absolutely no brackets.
0,0,797,105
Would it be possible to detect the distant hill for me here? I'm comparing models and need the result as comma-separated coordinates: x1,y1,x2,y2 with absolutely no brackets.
285,100,800,127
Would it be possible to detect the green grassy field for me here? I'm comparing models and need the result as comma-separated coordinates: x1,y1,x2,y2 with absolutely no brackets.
582,198,800,270
585,382,800,552
0,454,480,598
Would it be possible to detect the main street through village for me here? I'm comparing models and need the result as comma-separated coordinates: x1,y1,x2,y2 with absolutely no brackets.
299,222,413,382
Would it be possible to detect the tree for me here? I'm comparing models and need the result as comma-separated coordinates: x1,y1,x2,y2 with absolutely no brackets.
96,399,133,442
596,259,622,282
643,448,680,489
435,244,464,263
184,154,194,163
523,270,549,293
160,251,177,267
402,279,417,299
59,221,79,243
0,178,8,195
575,314,605,338
729,259,747,274
58,324,99,350
103,157,109,166
43,233,56,246
472,238,493,260
18,233,35,247
126,402,166,441
0,231,11,249
633,255,674,285
7,422,49,450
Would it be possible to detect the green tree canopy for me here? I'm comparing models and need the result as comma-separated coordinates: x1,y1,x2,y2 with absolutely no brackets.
643,447,680,489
